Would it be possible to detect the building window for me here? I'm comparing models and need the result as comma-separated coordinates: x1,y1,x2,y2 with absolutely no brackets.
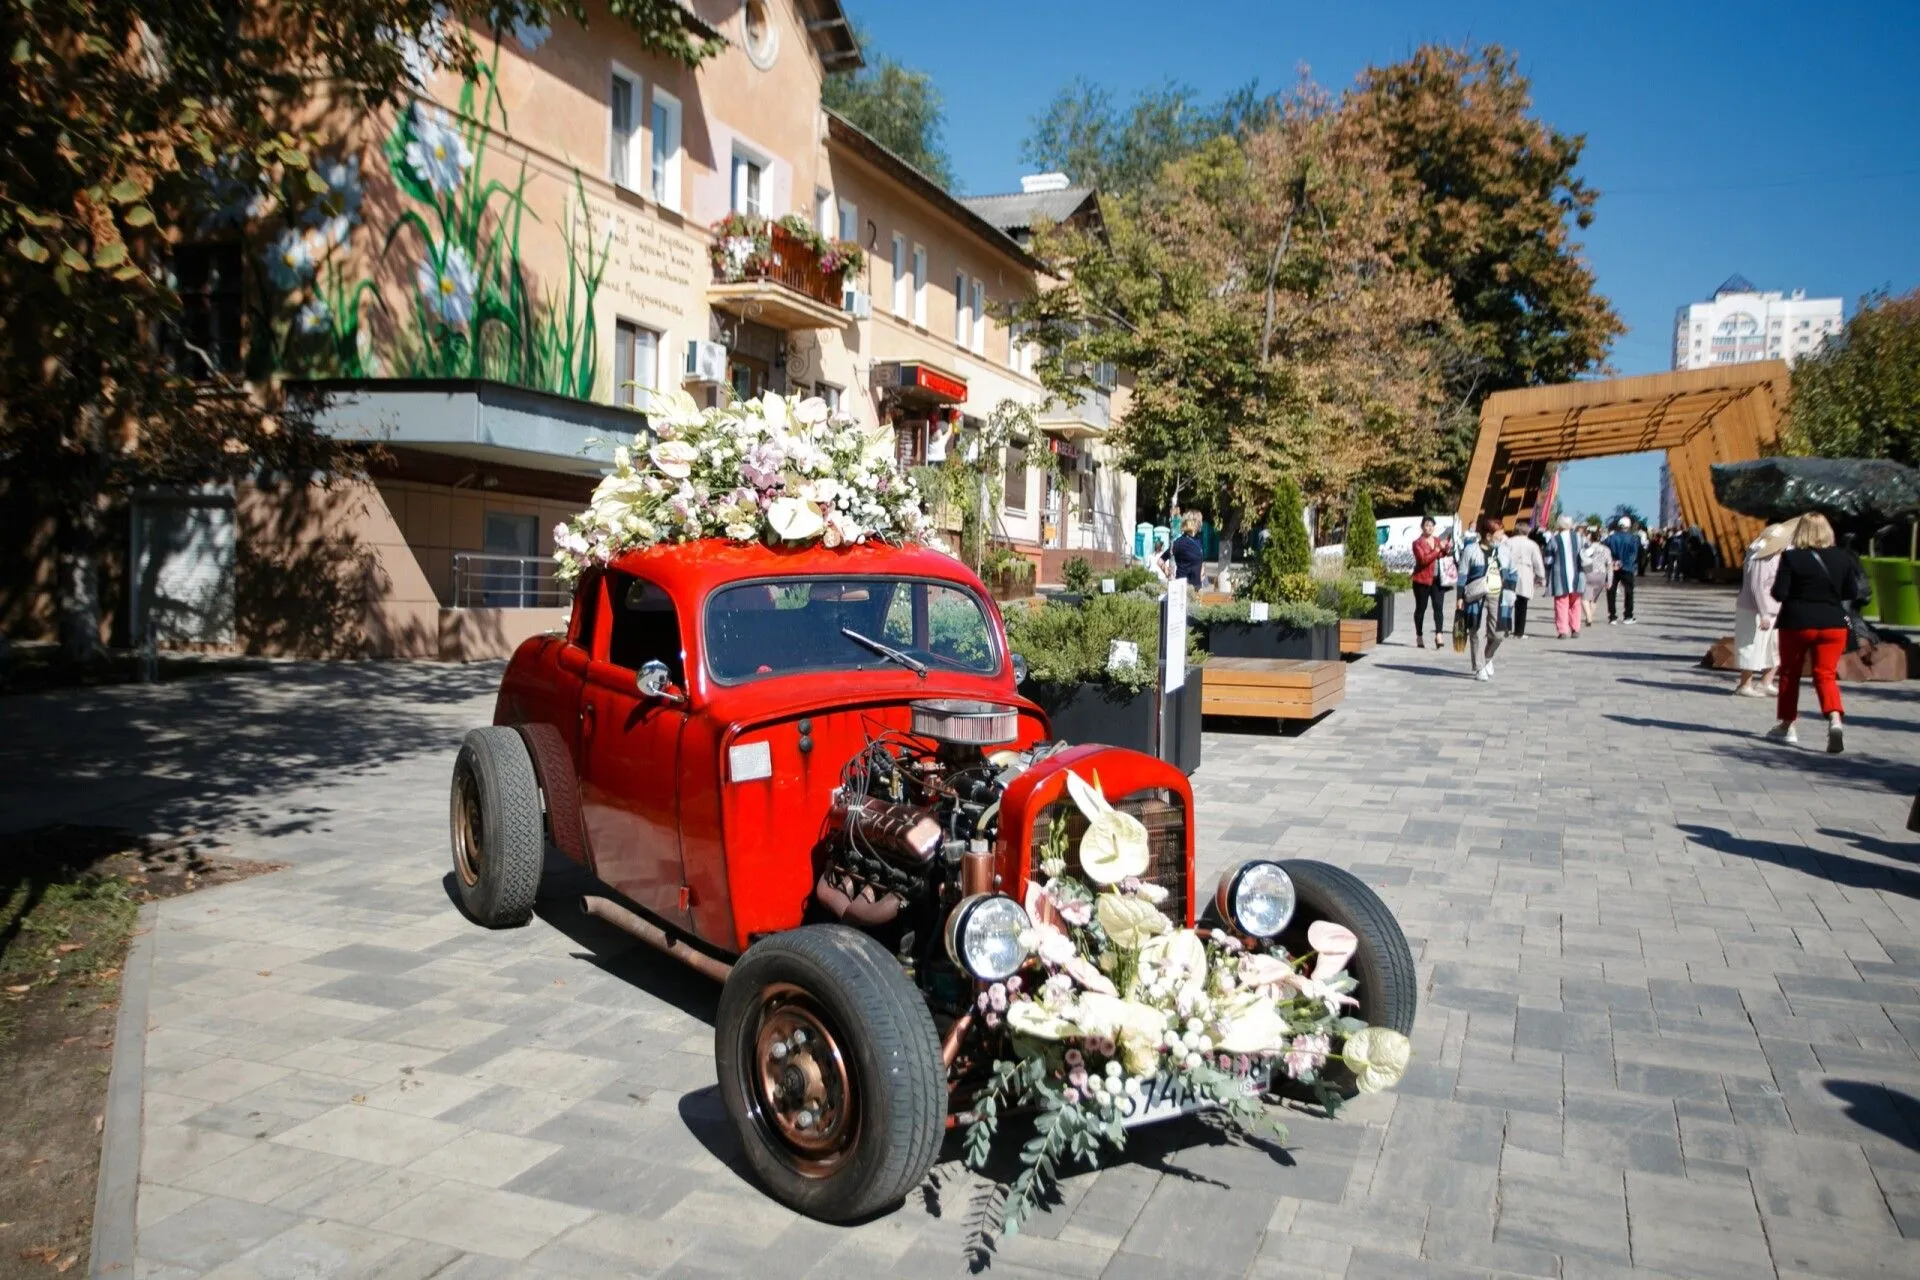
838,199,858,244
912,244,927,327
613,320,660,409
891,234,908,317
165,242,244,376
731,147,765,216
971,279,987,356
954,270,969,344
816,187,834,238
650,88,682,209
609,68,639,189
740,0,779,70
894,420,927,470
821,384,843,414
1076,467,1095,526
1003,441,1029,512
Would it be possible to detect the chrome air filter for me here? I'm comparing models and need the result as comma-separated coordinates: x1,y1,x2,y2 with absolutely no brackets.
910,699,1020,746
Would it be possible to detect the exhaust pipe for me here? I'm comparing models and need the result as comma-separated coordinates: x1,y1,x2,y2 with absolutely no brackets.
581,895,733,984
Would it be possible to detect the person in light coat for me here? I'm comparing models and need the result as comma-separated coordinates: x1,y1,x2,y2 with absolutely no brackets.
1542,515,1586,638
1504,518,1547,639
1580,527,1613,628
1733,519,1795,697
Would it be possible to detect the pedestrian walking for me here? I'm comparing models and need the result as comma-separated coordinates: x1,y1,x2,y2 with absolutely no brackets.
1505,517,1547,638
1732,520,1794,698
1460,517,1507,680
1765,513,1870,754
1543,516,1586,638
1409,515,1454,649
1579,526,1612,629
1604,517,1640,623
1165,512,1205,591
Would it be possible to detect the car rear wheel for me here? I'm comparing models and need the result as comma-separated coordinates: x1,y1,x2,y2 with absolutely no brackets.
715,925,944,1223
449,727,544,928
1277,859,1418,1097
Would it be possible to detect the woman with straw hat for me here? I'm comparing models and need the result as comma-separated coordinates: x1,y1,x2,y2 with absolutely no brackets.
1732,518,1795,697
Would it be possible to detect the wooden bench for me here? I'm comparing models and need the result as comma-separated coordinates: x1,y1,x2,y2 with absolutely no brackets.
1338,619,1377,656
1201,657,1346,722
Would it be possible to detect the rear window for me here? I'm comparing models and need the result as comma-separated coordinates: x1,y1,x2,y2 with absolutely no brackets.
704,577,998,683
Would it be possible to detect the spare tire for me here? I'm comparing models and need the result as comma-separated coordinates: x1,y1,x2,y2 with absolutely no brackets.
449,727,544,928
1278,859,1417,1094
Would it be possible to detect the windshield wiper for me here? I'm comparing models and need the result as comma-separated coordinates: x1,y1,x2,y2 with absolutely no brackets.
840,627,927,678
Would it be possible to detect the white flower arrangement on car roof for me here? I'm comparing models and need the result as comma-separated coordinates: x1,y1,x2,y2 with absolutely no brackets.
553,390,941,584
965,770,1413,1239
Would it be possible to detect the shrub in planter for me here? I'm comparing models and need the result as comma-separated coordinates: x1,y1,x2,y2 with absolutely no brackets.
1061,556,1094,593
1190,600,1339,661
1112,563,1161,595
982,547,1036,599
1344,491,1381,576
1317,576,1377,620
1246,477,1312,604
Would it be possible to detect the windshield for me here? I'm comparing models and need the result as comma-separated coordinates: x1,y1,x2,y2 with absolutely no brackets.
705,577,1000,683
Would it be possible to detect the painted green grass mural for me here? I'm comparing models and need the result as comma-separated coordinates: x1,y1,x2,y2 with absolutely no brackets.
285,37,610,400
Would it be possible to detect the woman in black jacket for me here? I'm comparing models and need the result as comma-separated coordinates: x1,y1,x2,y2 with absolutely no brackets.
1766,513,1870,754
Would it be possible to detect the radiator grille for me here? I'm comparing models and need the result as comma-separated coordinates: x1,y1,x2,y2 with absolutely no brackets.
1032,789,1189,920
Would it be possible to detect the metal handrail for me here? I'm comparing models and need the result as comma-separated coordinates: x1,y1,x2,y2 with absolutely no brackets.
451,552,569,609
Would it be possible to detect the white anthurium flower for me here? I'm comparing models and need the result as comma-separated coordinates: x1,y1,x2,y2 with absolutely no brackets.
766,496,826,542
416,243,476,329
1237,953,1292,991
1140,929,1207,982
1341,1027,1413,1093
1065,771,1150,885
861,422,898,468
1213,994,1288,1056
1277,971,1360,1016
1006,999,1076,1042
1308,920,1360,982
649,441,699,479
793,396,830,426
1072,993,1168,1044
405,103,473,195
1118,1026,1162,1076
757,391,789,432
1095,892,1169,950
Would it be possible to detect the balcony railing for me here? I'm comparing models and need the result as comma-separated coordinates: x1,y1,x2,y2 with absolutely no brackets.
1039,385,1112,435
451,553,569,609
713,224,844,310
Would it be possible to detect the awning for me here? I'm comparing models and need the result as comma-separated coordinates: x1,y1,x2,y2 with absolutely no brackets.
873,361,967,405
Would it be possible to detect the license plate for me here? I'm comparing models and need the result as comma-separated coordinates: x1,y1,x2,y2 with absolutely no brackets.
1117,1067,1270,1130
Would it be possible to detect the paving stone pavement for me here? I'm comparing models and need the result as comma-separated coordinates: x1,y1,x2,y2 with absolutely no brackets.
8,581,1920,1279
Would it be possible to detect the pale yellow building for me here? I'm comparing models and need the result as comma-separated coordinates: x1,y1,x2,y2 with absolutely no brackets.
78,1,1137,659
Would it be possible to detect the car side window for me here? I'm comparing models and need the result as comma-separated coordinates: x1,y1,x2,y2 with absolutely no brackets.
607,573,684,684
568,571,600,650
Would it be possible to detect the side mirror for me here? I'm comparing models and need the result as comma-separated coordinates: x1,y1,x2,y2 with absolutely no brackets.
636,660,686,705
1010,652,1028,687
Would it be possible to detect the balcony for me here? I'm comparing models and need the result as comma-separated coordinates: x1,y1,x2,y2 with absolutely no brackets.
1038,385,1112,439
708,222,852,332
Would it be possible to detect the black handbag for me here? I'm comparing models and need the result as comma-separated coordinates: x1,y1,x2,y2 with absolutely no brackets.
1816,553,1875,652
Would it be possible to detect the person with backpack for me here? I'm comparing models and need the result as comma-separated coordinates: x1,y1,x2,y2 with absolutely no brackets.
1604,517,1641,623
1766,513,1870,753
1459,517,1508,681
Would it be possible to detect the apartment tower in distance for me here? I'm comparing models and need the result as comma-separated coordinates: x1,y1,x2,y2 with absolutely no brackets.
1672,273,1842,371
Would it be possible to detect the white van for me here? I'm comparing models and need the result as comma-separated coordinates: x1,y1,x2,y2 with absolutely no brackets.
1376,515,1457,570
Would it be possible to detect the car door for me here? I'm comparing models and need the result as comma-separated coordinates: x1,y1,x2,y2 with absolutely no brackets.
579,571,691,926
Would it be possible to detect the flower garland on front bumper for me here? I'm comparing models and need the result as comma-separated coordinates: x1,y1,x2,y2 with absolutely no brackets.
960,772,1412,1237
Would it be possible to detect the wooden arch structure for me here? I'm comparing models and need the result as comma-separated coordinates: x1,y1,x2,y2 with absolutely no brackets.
1460,360,1788,567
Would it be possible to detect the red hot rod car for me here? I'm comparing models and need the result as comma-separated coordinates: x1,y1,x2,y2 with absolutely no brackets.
451,538,1415,1222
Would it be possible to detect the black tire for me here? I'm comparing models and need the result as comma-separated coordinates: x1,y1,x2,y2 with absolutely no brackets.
449,727,544,928
1278,859,1418,1095
715,925,944,1223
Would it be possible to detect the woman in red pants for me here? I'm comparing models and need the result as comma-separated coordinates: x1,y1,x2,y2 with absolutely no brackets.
1766,513,1870,754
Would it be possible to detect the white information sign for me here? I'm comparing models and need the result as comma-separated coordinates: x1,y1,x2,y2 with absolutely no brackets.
1361,579,1378,596
1248,601,1270,622
1101,578,1116,594
1160,581,1188,693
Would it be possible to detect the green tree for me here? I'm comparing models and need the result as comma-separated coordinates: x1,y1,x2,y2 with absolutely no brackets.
1345,491,1380,573
0,1,718,660
1785,289,1920,468
1346,45,1624,508
1247,477,1313,604
822,29,953,186
1021,78,1274,199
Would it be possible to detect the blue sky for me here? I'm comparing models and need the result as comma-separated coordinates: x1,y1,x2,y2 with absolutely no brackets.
849,0,1920,518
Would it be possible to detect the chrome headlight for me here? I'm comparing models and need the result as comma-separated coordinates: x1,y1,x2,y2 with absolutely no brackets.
944,893,1032,982
1214,860,1296,938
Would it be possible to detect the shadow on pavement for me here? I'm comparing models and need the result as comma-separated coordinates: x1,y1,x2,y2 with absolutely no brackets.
1677,822,1920,899
1823,1081,1920,1151
1816,828,1920,861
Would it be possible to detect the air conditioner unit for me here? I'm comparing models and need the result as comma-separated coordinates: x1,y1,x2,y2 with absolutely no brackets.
842,287,873,320
684,339,727,384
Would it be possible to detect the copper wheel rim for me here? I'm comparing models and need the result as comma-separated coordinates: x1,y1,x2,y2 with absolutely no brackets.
744,983,857,1177
452,764,484,888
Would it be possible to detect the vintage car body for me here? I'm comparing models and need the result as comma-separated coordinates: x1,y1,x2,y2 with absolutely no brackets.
452,537,1411,1224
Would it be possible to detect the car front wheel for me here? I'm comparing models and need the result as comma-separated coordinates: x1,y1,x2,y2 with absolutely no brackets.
715,925,944,1223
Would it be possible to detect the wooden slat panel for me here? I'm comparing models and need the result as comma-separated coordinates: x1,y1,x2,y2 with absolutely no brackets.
1339,621,1376,653
1201,658,1344,690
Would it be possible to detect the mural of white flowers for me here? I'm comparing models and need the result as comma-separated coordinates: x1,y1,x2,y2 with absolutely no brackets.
403,103,473,197
305,155,363,248
416,244,478,330
265,227,316,290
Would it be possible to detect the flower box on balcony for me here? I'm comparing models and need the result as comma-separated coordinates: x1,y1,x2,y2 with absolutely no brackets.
708,214,865,330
